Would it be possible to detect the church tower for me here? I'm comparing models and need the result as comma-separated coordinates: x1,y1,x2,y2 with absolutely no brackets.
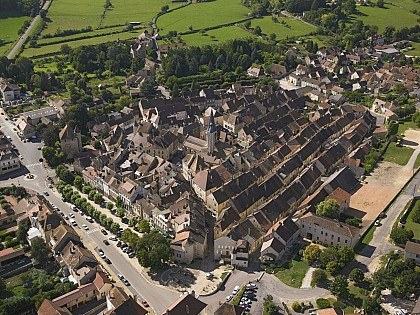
207,110,216,155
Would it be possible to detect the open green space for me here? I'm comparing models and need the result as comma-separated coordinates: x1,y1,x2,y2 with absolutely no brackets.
102,0,176,27
0,10,30,56
21,30,138,58
406,200,420,239
355,225,376,253
250,16,316,40
274,256,309,288
353,0,418,33
42,0,104,35
407,42,420,57
175,26,253,46
398,120,418,135
157,0,250,35
382,142,414,166
414,154,420,170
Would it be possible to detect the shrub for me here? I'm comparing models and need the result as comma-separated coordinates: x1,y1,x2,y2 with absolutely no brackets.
332,301,346,309
291,301,302,313
316,298,330,309
311,269,327,287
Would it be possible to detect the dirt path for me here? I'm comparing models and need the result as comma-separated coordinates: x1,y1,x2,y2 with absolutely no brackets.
300,267,315,289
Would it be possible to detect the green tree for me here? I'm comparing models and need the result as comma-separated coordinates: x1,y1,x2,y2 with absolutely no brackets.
139,79,157,99
244,20,251,29
110,222,120,234
263,295,279,315
116,207,125,218
136,230,171,270
303,244,321,264
377,0,385,7
329,275,349,298
319,247,339,267
138,219,150,233
106,202,114,211
363,296,382,315
392,269,420,299
316,199,340,219
88,190,96,201
326,261,342,275
311,269,327,287
30,237,50,266
291,301,302,312
74,176,84,191
16,217,30,244
93,193,103,204
349,268,364,284
390,227,414,245
338,246,355,264
161,4,169,12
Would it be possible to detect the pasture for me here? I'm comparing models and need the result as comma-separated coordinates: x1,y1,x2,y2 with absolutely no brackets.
354,0,419,32
250,16,316,40
21,30,138,58
156,0,250,35
177,26,253,46
0,10,30,55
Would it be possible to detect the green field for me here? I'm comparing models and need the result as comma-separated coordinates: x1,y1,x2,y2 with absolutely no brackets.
42,0,104,35
382,142,414,166
407,42,420,57
22,30,139,58
398,120,417,135
0,11,30,55
354,0,419,33
250,16,316,40
102,0,176,27
175,26,253,46
406,200,420,239
157,0,250,35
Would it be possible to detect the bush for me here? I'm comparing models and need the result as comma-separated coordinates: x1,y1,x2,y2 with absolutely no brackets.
316,298,330,309
332,301,346,309
311,269,327,287
291,301,302,313
390,226,414,245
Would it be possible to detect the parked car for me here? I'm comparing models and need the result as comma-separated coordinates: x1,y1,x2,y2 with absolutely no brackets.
101,228,108,235
374,220,381,227
103,240,110,245
141,301,149,308
225,295,233,302
43,191,49,196
128,252,135,258
82,224,89,230
232,285,240,295
122,279,130,286
104,258,111,264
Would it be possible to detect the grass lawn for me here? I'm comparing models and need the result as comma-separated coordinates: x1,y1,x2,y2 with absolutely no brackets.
405,200,420,239
178,26,253,46
157,0,250,35
414,154,420,170
274,256,309,288
102,0,177,27
355,225,376,253
22,30,138,58
0,10,30,56
398,120,417,135
42,0,104,35
353,0,419,33
407,41,420,57
250,16,316,40
382,142,414,166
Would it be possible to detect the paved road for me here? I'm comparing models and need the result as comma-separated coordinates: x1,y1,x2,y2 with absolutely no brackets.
7,0,51,59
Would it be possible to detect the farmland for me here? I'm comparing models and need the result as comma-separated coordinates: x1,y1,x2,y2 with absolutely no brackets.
171,26,253,46
353,0,419,33
0,10,30,55
156,0,250,35
250,16,316,40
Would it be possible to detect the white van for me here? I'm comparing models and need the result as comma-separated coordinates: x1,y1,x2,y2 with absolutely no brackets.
70,205,76,211
69,219,77,226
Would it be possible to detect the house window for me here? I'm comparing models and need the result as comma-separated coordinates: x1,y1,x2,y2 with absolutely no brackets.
321,231,323,235
338,237,341,242
325,232,328,236
345,239,348,244
331,234,334,239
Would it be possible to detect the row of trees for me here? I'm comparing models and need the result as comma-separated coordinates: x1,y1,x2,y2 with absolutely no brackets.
0,0,40,16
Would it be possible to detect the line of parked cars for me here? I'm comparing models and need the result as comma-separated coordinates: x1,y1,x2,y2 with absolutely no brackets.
225,283,257,312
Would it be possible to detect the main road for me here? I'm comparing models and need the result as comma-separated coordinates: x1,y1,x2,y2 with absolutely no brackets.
7,0,51,59
0,110,179,314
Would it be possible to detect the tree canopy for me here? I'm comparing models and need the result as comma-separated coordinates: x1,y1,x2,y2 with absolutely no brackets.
316,199,340,219
136,230,171,270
